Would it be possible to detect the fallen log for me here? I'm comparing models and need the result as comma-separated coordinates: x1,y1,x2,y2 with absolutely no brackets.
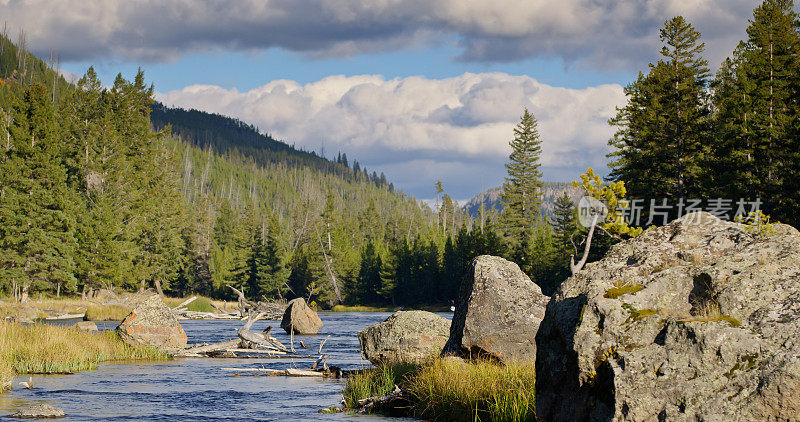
221,367,325,377
226,285,285,320
286,368,324,377
237,312,288,352
173,296,197,310
176,339,242,357
354,385,409,415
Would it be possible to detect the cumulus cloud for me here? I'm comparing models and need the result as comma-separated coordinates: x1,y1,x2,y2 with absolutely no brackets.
2,0,761,69
157,73,625,198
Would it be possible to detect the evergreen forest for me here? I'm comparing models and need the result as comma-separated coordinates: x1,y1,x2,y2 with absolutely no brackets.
1,0,799,306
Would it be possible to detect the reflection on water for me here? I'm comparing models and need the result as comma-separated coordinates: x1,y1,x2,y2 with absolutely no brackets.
0,312,446,421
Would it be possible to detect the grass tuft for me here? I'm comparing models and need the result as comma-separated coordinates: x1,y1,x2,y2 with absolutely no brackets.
604,284,645,299
407,358,536,422
344,358,536,421
343,362,419,408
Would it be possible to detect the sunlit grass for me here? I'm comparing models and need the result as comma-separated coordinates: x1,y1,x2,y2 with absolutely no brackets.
343,362,419,408
83,304,133,321
343,358,537,421
162,296,232,313
0,320,167,387
331,304,400,312
0,297,131,322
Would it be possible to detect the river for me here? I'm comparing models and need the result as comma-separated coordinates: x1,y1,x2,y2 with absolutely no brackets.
0,312,441,421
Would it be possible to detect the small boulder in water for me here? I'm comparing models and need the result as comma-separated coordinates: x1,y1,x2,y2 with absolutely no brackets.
116,295,187,350
9,403,65,419
358,310,450,364
280,298,323,335
75,321,98,332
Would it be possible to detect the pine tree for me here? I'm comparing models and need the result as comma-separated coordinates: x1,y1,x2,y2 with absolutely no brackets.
608,16,711,203
500,109,543,264
0,84,77,299
356,241,383,304
245,214,290,300
740,0,799,220
552,192,577,255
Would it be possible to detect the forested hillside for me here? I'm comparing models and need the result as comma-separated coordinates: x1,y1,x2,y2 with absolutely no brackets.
0,32,520,306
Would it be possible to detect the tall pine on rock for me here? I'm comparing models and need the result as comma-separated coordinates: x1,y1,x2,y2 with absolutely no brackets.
608,16,710,203
500,109,543,269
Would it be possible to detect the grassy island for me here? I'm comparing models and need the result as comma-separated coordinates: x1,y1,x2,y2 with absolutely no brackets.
0,321,167,392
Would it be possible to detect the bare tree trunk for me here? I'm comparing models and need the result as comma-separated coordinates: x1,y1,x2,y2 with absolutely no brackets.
155,279,165,296
570,212,599,274
20,282,29,303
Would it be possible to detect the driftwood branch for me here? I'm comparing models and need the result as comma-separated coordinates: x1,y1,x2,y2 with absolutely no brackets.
178,339,242,356
237,312,288,352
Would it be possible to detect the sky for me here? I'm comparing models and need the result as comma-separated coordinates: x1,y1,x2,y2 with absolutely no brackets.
2,0,768,203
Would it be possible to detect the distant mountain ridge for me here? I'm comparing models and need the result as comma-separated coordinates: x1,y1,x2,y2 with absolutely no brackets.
463,182,581,218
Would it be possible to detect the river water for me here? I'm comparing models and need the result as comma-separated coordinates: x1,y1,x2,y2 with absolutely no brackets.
0,312,440,421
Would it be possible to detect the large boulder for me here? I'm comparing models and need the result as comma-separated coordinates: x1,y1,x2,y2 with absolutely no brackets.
358,310,450,364
116,295,187,350
443,255,550,363
280,298,323,334
536,211,800,421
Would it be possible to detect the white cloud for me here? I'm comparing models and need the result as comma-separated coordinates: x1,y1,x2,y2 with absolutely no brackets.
157,72,626,198
2,0,763,69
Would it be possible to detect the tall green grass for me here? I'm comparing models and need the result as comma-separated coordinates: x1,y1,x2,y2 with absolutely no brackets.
0,320,167,390
343,358,536,421
343,362,420,408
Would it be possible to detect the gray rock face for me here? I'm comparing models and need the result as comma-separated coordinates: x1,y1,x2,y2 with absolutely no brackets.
9,403,65,419
116,295,187,350
535,211,800,421
280,298,323,335
443,255,549,363
358,310,450,364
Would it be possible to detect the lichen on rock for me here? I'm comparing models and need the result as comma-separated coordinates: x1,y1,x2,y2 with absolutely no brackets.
536,211,800,421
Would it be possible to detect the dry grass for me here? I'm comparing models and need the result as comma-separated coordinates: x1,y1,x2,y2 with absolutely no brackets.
0,320,167,387
0,360,13,392
408,358,536,421
682,301,742,327
0,298,131,322
331,304,400,312
344,358,537,421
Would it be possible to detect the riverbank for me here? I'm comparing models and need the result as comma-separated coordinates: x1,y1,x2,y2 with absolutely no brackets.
0,295,236,322
343,357,536,421
0,321,168,392
331,304,451,312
